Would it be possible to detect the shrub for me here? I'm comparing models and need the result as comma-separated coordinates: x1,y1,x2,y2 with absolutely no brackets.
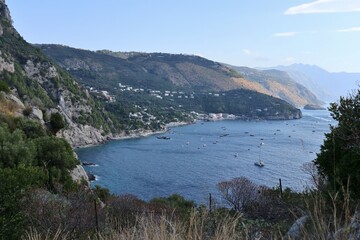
50,112,65,134
22,105,32,116
0,80,10,93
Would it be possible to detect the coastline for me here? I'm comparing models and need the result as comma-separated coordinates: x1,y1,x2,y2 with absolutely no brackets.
74,121,192,149
73,109,302,150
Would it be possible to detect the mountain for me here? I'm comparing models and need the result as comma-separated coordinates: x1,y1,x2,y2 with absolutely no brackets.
226,65,323,107
270,64,359,102
38,45,320,107
37,45,302,121
37,45,245,92
0,0,117,147
1,0,303,150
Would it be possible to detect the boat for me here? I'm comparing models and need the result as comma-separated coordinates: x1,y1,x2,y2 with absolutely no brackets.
254,142,265,167
157,136,171,140
254,160,264,167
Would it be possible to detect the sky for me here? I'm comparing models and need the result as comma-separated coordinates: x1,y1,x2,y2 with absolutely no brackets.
6,0,360,72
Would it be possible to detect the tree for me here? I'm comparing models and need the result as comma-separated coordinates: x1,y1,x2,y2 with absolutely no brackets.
217,177,258,211
0,123,36,168
50,112,65,134
314,89,360,198
33,136,78,170
0,167,46,239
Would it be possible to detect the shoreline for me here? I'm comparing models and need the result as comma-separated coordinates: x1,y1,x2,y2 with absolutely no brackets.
74,121,192,149
74,111,302,150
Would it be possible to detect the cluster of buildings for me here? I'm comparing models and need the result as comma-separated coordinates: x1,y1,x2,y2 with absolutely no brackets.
86,81,229,106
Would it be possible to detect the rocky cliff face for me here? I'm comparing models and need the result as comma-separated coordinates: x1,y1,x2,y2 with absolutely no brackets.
0,0,11,23
0,1,111,147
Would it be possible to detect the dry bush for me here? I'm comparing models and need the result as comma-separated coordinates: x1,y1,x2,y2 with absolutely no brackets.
0,98,19,115
300,187,359,240
22,188,104,239
99,208,245,240
217,177,258,212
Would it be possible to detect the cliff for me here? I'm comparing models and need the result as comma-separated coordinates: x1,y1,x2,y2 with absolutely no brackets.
0,0,113,147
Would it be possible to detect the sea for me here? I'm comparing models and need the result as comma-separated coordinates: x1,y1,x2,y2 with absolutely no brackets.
76,109,335,205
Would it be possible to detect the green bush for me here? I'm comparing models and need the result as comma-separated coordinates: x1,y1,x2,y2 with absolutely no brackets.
0,167,46,239
0,80,10,93
50,112,65,134
33,136,78,170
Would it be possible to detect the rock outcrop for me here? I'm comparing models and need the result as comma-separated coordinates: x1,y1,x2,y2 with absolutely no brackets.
29,107,44,124
349,211,360,240
0,2,113,148
285,215,309,240
0,51,15,73
61,124,106,147
70,164,89,185
0,0,12,23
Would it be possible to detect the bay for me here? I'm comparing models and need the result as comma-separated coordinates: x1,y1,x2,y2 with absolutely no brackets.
76,109,335,204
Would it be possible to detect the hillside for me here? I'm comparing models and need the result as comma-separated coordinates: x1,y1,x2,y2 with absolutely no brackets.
0,0,302,152
228,66,323,107
38,45,243,92
38,45,320,107
0,1,117,147
36,45,301,120
271,64,359,101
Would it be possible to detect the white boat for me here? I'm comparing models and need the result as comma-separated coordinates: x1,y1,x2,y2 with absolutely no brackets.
255,142,265,167
254,160,264,167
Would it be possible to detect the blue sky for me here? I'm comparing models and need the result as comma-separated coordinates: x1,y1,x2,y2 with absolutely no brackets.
6,0,360,72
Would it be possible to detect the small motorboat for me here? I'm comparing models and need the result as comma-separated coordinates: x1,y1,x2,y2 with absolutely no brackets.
254,160,264,167
157,136,171,140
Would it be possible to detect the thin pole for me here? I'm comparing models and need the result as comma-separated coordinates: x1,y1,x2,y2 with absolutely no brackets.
279,178,283,198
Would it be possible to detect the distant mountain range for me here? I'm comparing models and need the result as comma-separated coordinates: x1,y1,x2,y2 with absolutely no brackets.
267,64,359,102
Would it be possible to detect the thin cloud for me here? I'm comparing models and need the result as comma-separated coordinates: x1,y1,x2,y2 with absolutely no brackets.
285,0,360,15
337,27,360,32
273,32,298,37
242,49,269,62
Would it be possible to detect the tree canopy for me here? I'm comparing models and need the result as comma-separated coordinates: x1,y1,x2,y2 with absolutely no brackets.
314,89,360,198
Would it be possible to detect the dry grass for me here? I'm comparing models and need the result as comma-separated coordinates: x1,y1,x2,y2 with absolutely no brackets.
21,190,359,240
300,187,356,240
99,209,244,240
0,97,20,115
21,227,69,240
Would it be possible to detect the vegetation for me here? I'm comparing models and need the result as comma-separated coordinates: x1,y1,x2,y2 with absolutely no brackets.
1,3,359,238
0,80,10,93
0,115,79,239
314,89,360,198
1,88,360,239
37,44,304,130
49,112,65,134
0,17,117,134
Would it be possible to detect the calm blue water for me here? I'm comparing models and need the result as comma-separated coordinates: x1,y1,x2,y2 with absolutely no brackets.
76,110,335,204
